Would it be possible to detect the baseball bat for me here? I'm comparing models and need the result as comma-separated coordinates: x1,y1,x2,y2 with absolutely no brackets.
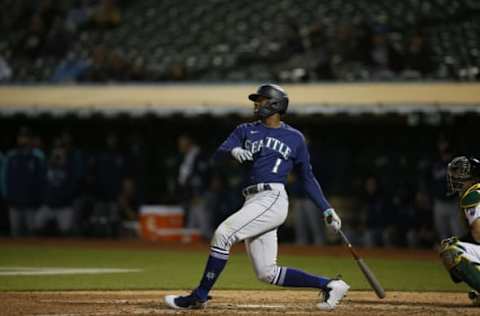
338,229,386,299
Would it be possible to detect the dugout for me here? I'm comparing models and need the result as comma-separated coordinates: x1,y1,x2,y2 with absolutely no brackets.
0,83,479,242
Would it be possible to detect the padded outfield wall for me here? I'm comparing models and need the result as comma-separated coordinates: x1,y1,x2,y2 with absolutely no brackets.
0,83,479,116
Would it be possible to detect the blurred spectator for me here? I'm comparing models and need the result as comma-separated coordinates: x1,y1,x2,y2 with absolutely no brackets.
360,176,395,247
35,139,76,236
289,173,324,245
125,133,146,204
92,0,121,28
0,53,12,82
90,132,127,237
330,22,364,80
117,177,138,221
129,55,151,81
0,150,8,236
59,130,85,181
3,127,46,237
80,45,109,81
75,154,97,236
105,50,132,81
364,28,403,80
51,52,90,82
0,150,3,195
390,186,417,247
288,133,326,244
282,19,306,57
401,32,435,79
1,0,479,83
16,14,46,59
81,46,143,82
430,136,464,240
307,21,334,80
59,130,86,218
31,133,46,157
94,132,126,196
412,190,436,248
204,174,232,229
116,177,139,237
65,0,93,32
175,134,210,236
168,63,187,81
307,21,328,51
36,0,64,30
42,17,73,58
215,158,246,214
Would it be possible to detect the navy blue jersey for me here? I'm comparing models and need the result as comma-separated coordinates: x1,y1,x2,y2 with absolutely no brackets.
215,121,331,211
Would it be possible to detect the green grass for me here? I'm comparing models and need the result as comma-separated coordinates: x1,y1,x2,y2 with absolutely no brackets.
0,244,468,292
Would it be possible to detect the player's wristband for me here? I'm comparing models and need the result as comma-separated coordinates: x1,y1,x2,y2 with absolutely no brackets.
323,208,335,216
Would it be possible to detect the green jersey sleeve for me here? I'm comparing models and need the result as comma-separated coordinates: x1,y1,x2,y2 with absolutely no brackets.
460,189,480,209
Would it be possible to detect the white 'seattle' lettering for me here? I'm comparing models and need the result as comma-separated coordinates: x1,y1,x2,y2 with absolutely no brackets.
245,137,291,160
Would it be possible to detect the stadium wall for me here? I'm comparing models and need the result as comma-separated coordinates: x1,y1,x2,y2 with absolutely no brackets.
0,83,479,116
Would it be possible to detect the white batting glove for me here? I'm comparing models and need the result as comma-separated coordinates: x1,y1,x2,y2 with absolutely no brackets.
324,208,341,232
231,147,253,163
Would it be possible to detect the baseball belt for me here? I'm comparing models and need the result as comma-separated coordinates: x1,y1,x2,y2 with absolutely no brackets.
242,183,272,197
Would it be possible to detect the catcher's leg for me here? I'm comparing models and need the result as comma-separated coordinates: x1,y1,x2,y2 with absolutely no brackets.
440,237,480,292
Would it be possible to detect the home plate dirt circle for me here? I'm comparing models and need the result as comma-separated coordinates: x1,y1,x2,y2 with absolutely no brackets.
0,290,477,316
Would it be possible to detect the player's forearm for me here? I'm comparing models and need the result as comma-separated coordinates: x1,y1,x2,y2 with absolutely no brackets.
303,176,331,211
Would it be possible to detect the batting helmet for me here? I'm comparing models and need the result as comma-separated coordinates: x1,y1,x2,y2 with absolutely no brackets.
447,156,480,195
248,84,289,118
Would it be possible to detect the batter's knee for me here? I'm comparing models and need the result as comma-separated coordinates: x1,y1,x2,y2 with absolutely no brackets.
255,264,278,284
210,224,233,251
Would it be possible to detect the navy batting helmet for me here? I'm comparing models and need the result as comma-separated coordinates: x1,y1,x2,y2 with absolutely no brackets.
248,84,289,118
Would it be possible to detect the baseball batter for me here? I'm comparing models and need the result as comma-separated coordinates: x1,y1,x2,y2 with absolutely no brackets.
440,156,480,306
165,84,349,310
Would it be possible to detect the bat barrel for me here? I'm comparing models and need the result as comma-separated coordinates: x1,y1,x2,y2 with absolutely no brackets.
339,229,386,299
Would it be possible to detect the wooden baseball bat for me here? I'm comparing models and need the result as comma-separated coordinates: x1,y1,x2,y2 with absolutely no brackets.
338,229,386,299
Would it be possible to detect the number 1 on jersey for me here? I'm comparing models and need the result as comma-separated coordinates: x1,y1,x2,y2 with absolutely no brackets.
272,158,282,173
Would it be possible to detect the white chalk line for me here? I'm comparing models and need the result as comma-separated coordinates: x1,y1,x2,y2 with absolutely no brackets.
218,303,287,309
0,267,142,276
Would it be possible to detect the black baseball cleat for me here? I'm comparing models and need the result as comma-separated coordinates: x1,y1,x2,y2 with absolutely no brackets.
164,290,210,309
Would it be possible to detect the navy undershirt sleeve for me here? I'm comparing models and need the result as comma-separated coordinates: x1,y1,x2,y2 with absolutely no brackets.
295,139,332,212
213,125,244,161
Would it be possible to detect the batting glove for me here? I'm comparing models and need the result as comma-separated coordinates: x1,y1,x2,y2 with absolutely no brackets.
324,208,341,232
231,147,253,163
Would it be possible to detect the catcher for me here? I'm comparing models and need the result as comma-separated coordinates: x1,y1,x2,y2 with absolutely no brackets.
440,156,480,306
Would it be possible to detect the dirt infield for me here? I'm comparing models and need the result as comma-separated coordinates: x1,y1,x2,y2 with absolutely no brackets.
0,239,462,315
0,290,477,316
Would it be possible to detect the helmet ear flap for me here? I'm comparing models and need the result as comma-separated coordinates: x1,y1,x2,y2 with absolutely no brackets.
272,98,288,114
264,98,289,116
280,97,289,114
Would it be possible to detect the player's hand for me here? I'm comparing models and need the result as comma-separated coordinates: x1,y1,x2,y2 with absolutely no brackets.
231,147,253,163
440,236,458,249
324,208,341,232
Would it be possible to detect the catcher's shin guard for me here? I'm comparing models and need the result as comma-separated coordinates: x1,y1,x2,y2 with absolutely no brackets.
440,242,480,291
